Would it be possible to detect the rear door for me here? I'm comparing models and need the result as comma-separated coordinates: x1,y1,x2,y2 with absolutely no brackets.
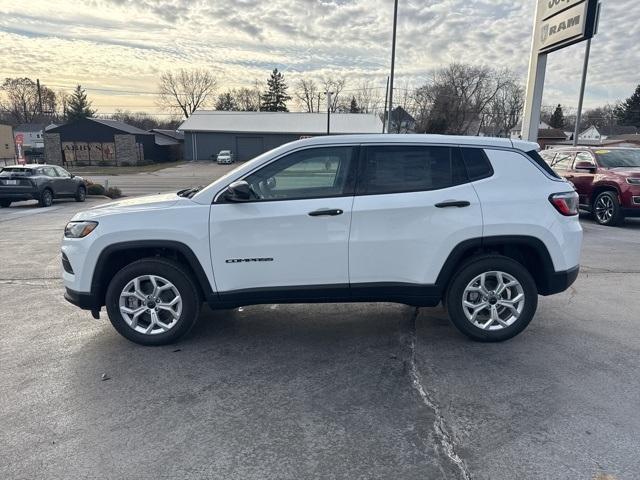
210,145,357,298
349,144,483,293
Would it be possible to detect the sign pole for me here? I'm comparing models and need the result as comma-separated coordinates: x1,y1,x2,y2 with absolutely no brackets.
522,1,545,142
386,0,398,134
573,38,592,147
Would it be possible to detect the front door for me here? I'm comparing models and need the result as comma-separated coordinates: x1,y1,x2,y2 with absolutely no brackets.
210,145,357,301
53,166,76,195
349,145,483,293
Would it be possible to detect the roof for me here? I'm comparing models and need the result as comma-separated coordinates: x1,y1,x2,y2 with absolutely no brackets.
151,129,184,141
154,133,181,146
178,111,383,134
88,118,152,135
605,133,640,141
14,123,46,133
582,125,639,136
537,128,567,139
390,106,416,124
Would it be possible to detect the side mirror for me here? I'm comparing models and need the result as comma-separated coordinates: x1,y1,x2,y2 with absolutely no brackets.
575,161,596,173
224,180,252,202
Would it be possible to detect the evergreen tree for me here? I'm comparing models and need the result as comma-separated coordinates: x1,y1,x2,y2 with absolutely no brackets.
67,85,95,121
549,104,565,129
349,97,360,113
215,91,238,111
260,69,291,112
615,84,640,127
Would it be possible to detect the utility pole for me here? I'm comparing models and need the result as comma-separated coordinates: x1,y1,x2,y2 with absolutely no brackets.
325,91,334,135
382,76,389,133
386,0,399,134
36,79,43,117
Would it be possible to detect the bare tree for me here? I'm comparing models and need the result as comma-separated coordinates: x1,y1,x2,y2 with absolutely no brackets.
1,77,55,124
294,78,320,112
322,77,347,112
353,80,383,114
232,87,261,111
486,73,524,137
158,69,217,118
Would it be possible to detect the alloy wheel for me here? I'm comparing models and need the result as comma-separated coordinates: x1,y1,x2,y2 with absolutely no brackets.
595,195,614,224
462,271,525,331
118,275,182,335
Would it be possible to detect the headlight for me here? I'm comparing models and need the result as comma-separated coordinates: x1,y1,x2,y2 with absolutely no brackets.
64,221,98,238
626,178,640,185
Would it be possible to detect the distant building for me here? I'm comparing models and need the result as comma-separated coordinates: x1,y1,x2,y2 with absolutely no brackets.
388,106,416,133
578,124,639,143
537,128,568,149
509,121,551,139
13,123,47,149
179,111,384,161
0,124,14,163
150,129,185,162
44,118,175,166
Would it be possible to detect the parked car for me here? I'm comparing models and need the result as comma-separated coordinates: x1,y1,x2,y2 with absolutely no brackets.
540,147,640,226
0,164,86,208
62,135,582,345
216,150,234,164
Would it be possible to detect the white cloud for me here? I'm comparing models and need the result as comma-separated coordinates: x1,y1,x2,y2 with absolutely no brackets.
0,0,637,113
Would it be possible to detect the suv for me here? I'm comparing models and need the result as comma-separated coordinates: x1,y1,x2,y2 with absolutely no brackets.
0,164,86,208
216,150,234,164
62,135,582,345
540,147,640,226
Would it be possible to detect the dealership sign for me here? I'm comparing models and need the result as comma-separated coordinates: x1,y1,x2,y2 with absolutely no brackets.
537,0,599,53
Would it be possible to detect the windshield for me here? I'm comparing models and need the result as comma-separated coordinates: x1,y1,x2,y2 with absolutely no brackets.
219,151,231,155
595,149,640,168
0,168,32,177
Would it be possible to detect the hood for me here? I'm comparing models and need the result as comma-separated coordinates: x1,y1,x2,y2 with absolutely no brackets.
608,167,640,178
73,192,183,220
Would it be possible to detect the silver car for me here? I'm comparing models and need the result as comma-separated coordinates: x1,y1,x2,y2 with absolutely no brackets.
216,150,234,164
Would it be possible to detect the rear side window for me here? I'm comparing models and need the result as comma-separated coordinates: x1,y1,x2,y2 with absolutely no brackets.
525,150,562,179
461,148,493,181
0,168,32,177
358,146,467,195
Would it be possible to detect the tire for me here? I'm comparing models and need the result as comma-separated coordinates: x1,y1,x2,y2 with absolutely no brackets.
445,255,538,342
592,191,624,226
75,185,86,202
38,189,53,208
0,200,11,208
105,258,201,346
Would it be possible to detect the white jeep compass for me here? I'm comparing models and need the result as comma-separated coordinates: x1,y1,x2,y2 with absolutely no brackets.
62,135,582,345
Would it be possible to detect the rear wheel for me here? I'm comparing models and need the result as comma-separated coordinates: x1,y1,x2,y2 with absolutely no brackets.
593,191,623,226
446,255,538,342
39,189,53,208
105,258,201,346
75,185,86,202
0,200,11,208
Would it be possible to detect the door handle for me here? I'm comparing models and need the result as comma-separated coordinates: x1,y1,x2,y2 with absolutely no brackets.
308,208,344,217
434,201,471,208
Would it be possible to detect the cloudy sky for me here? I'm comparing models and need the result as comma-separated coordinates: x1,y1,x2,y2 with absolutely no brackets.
0,0,638,116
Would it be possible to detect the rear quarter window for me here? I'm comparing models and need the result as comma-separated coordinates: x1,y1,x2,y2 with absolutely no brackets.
461,148,493,181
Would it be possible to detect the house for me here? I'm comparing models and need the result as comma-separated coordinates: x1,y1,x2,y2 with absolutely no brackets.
44,118,174,166
509,121,551,139
0,124,14,163
388,106,416,133
150,129,185,161
13,123,47,149
179,111,383,161
537,128,568,149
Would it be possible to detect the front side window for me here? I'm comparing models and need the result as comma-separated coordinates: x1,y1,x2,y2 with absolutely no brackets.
358,146,467,195
244,146,355,201
43,167,58,177
54,166,71,177
574,152,596,167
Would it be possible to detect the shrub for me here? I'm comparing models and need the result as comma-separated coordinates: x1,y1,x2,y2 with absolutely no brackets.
86,183,106,196
105,187,122,199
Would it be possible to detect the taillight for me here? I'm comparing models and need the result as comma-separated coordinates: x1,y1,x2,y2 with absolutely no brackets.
549,192,579,216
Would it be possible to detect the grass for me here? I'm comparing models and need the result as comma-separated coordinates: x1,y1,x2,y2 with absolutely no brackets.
69,161,186,175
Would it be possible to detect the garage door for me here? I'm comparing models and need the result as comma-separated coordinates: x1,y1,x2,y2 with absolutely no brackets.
236,136,264,161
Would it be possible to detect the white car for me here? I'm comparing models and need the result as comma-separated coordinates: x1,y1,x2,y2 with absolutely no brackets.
216,150,234,164
62,134,582,345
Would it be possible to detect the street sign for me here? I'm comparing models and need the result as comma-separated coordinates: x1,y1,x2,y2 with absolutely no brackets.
538,0,599,54
521,0,600,142
15,134,25,165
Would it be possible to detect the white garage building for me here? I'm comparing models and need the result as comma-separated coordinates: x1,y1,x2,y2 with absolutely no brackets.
178,111,383,161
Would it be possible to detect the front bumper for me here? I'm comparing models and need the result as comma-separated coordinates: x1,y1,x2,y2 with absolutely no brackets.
64,288,102,317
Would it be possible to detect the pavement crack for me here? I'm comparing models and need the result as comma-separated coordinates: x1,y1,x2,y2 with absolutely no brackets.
403,307,472,480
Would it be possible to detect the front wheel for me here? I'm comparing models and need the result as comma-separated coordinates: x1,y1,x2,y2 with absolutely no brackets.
446,255,538,342
105,258,201,345
593,191,624,226
75,185,86,202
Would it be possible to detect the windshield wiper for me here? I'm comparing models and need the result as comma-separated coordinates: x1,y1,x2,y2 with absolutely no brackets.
177,186,203,198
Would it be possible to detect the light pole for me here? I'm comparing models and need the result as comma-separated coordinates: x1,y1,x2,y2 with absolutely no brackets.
386,0,399,134
325,91,334,135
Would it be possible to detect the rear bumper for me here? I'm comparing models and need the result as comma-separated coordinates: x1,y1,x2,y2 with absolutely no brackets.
64,288,101,311
541,266,580,296
0,191,38,200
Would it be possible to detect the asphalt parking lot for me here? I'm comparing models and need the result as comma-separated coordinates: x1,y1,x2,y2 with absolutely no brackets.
1,178,639,479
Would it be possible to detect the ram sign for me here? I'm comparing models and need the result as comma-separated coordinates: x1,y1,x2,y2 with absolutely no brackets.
537,0,599,53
